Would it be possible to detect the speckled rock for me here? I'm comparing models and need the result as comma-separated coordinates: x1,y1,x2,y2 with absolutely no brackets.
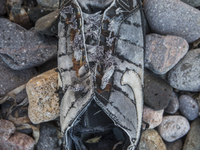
168,49,200,92
0,132,35,150
183,118,200,150
35,9,59,35
158,115,190,142
0,18,57,70
179,95,199,120
145,34,188,74
165,92,179,114
8,4,32,29
143,105,164,129
36,123,60,150
36,0,59,8
27,68,59,124
165,139,183,150
0,57,37,97
181,0,200,7
138,129,167,150
0,119,15,141
25,6,55,23
0,0,6,15
144,69,173,110
144,0,200,43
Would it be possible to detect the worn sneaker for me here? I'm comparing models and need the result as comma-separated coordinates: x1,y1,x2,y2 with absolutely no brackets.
58,0,144,149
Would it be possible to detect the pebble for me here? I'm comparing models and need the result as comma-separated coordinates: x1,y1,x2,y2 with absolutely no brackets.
26,68,59,124
183,118,200,150
181,0,200,7
8,4,32,29
143,0,200,43
138,129,167,150
0,57,37,97
0,18,57,70
36,123,60,150
25,6,55,23
165,139,183,150
143,105,164,129
179,95,199,120
35,9,59,35
0,0,6,15
145,34,188,74
36,0,59,9
0,119,16,141
165,92,179,114
0,132,35,150
168,49,200,92
158,115,190,142
144,69,173,110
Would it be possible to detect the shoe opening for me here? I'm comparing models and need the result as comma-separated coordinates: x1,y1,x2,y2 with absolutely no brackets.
66,100,130,150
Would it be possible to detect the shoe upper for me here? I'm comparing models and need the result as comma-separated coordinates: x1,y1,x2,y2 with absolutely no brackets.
58,0,144,149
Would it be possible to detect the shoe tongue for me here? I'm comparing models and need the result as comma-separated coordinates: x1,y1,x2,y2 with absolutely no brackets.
77,0,113,14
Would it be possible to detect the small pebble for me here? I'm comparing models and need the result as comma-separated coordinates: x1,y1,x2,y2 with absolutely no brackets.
168,49,200,92
35,9,59,35
179,95,199,121
144,0,200,43
165,92,179,114
138,129,167,150
36,0,59,9
158,115,190,142
143,105,164,129
0,119,16,141
181,0,200,7
144,69,173,110
27,68,59,124
145,34,188,74
183,118,200,150
0,18,57,70
0,132,35,150
36,123,60,150
165,139,183,150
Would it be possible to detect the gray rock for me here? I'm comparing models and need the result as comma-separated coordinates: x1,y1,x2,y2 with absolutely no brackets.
0,57,37,97
35,9,59,35
0,18,57,70
36,0,59,9
181,0,200,7
165,92,179,114
158,115,190,142
144,69,173,110
179,95,199,120
0,119,16,141
145,34,188,74
0,0,6,15
168,49,200,92
165,139,183,150
144,0,200,43
24,6,55,23
183,118,200,150
36,123,60,150
138,129,167,150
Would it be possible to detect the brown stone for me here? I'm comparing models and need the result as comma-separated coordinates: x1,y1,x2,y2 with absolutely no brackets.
0,119,15,141
26,68,59,124
145,34,188,74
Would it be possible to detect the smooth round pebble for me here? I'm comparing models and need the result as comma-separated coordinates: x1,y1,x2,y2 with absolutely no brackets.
158,115,190,142
143,0,200,43
183,118,200,150
165,139,183,150
145,34,188,74
143,105,164,129
138,129,167,150
168,49,200,92
179,95,199,121
165,92,179,114
0,119,16,141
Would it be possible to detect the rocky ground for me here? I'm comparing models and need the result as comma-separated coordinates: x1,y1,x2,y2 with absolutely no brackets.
0,0,200,150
